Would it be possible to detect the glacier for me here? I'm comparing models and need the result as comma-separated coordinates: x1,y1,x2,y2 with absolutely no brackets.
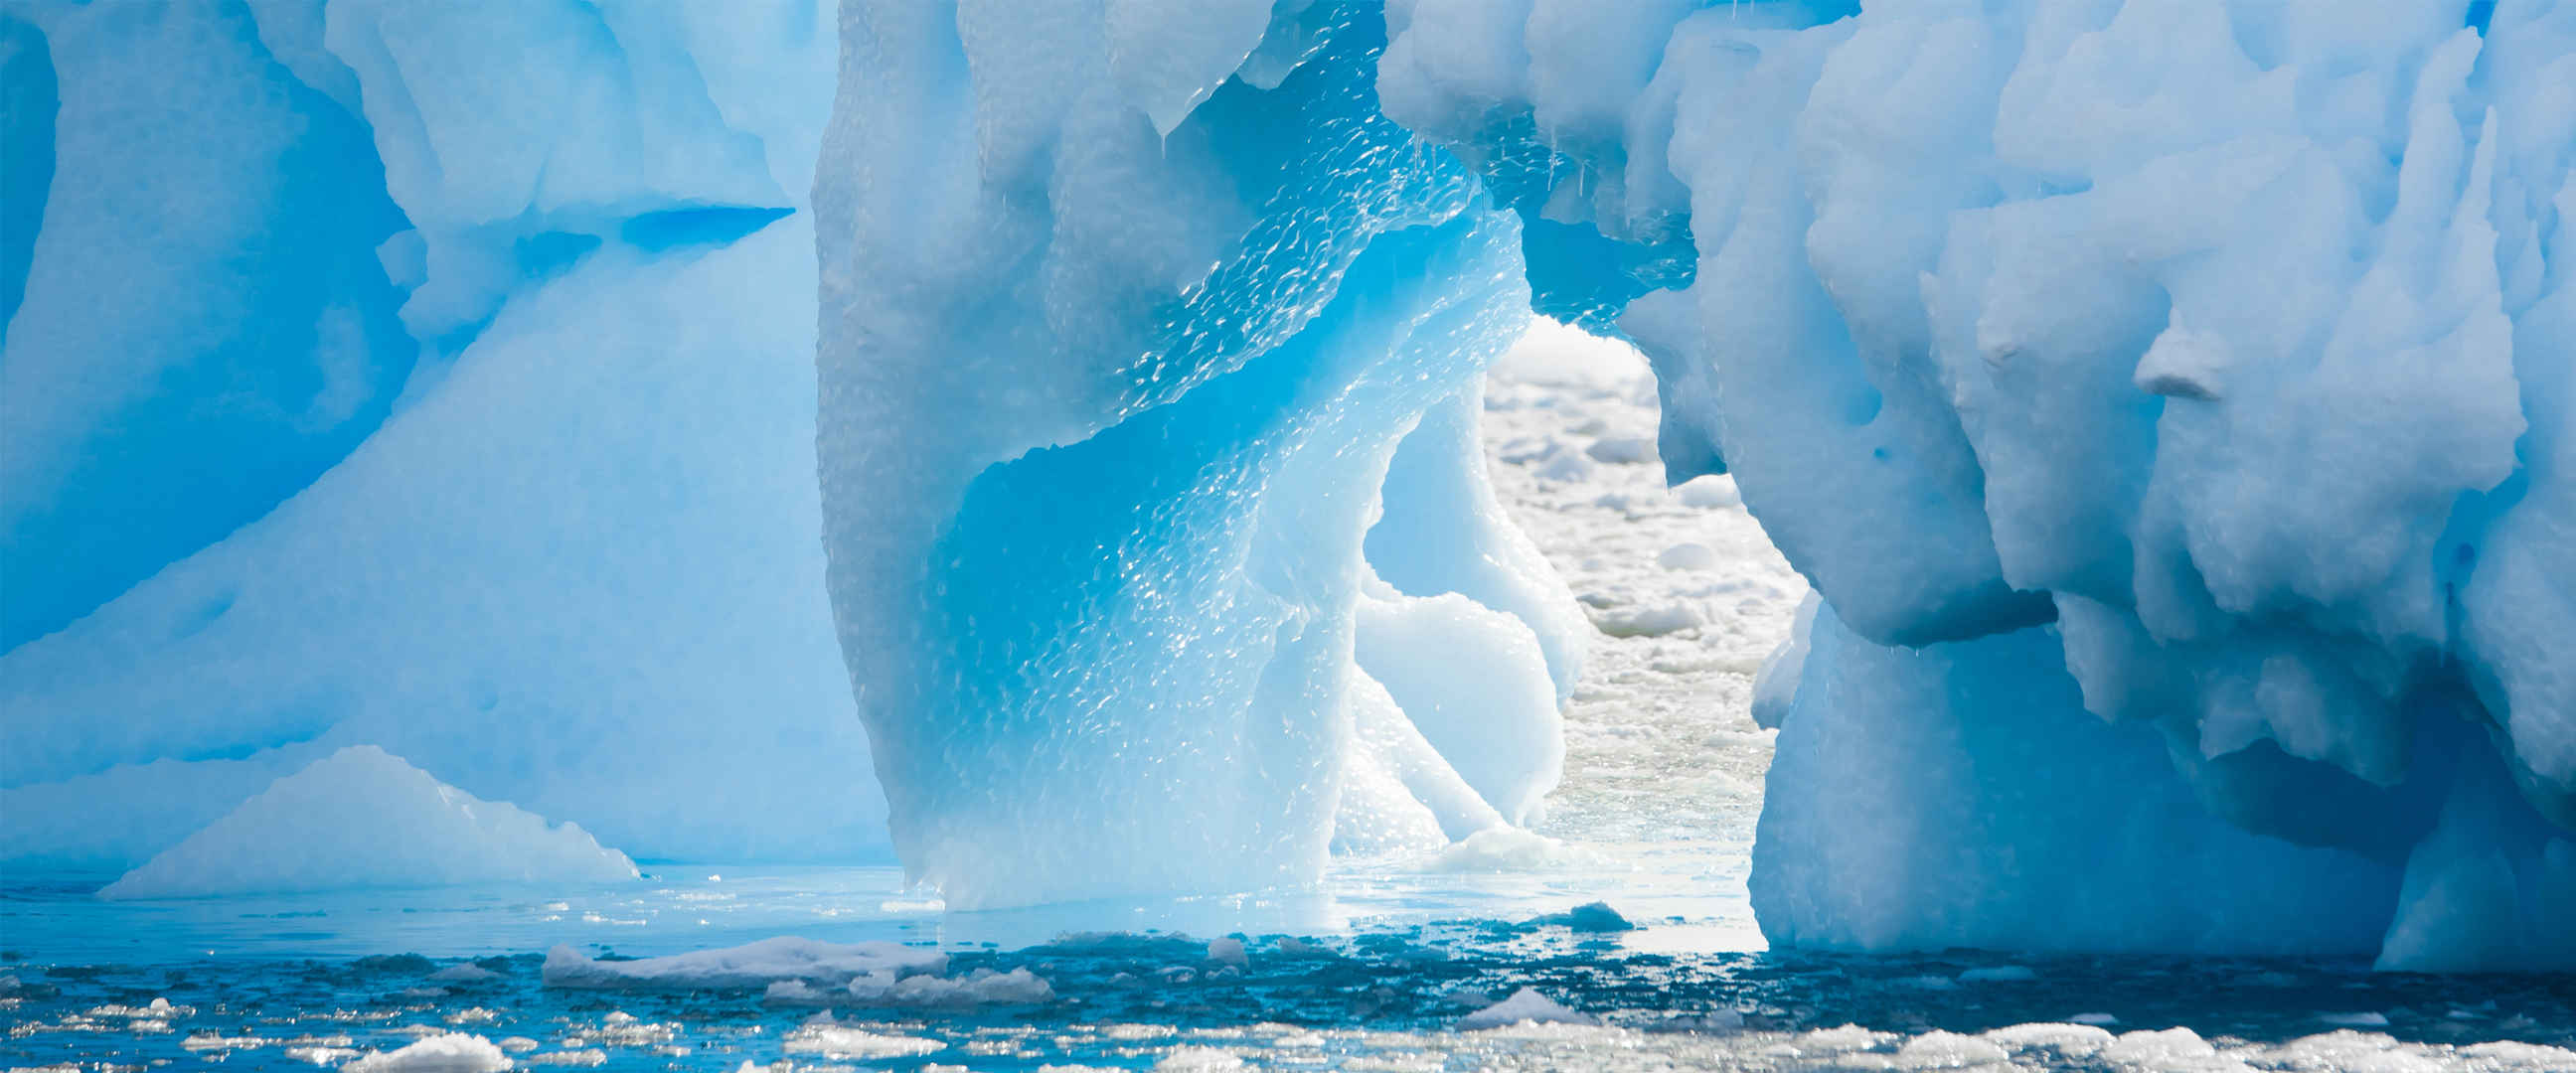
4,0,2572,974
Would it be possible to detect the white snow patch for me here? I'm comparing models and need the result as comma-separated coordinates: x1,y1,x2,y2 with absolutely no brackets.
779,1023,945,1059
100,746,636,899
542,937,945,991
343,1032,512,1073
1420,828,1586,872
1455,988,1598,1029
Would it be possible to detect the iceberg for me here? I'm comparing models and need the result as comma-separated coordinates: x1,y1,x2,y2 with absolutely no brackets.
101,745,637,899
813,1,1578,908
1,0,880,870
809,0,2571,965
1366,0,2575,968
5,0,2569,973
541,937,947,993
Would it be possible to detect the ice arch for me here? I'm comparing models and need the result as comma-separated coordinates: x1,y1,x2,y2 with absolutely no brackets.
818,0,2574,968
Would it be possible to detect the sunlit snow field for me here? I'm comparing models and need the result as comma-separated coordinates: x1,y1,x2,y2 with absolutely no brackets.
6,327,2571,1071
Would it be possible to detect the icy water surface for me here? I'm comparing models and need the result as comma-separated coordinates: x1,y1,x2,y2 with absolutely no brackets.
6,864,2575,1071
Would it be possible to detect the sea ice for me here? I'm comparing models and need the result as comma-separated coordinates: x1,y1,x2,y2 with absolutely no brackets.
542,938,946,992
1456,988,1598,1030
343,1032,512,1073
100,746,635,900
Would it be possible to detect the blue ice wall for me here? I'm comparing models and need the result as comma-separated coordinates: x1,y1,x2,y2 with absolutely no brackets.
0,0,877,875
816,1,1572,907
0,1,414,651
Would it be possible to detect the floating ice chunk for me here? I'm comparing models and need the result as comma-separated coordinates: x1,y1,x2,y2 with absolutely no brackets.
2459,1042,2576,1071
1422,827,1586,873
1583,436,1656,465
2103,1027,2216,1065
1894,1031,2010,1068
1456,988,1598,1030
1982,1022,2114,1057
343,1032,512,1073
1154,1047,1250,1071
1530,902,1634,933
427,964,500,984
1792,1025,1897,1056
1205,938,1248,967
779,1022,944,1059
99,746,635,899
1654,543,1717,571
542,938,945,992
1532,446,1598,484
1590,603,1703,639
866,967,1053,1007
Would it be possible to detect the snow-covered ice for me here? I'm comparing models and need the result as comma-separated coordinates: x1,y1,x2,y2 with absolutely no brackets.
101,746,636,900
541,937,945,992
343,1032,512,1073
1377,0,2576,969
1457,988,1600,1029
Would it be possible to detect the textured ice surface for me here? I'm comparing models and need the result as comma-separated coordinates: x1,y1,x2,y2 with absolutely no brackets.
542,937,946,992
1369,0,2576,968
341,1032,511,1073
815,1,1575,908
0,0,876,871
1458,987,1600,1029
102,746,636,900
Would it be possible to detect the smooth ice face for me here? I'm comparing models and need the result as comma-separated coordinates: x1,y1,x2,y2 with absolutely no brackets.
101,746,638,900
2,0,873,873
1751,604,2402,957
814,2,1577,908
1371,0,2574,968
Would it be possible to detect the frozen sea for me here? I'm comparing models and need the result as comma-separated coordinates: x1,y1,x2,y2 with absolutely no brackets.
7,328,2571,1071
